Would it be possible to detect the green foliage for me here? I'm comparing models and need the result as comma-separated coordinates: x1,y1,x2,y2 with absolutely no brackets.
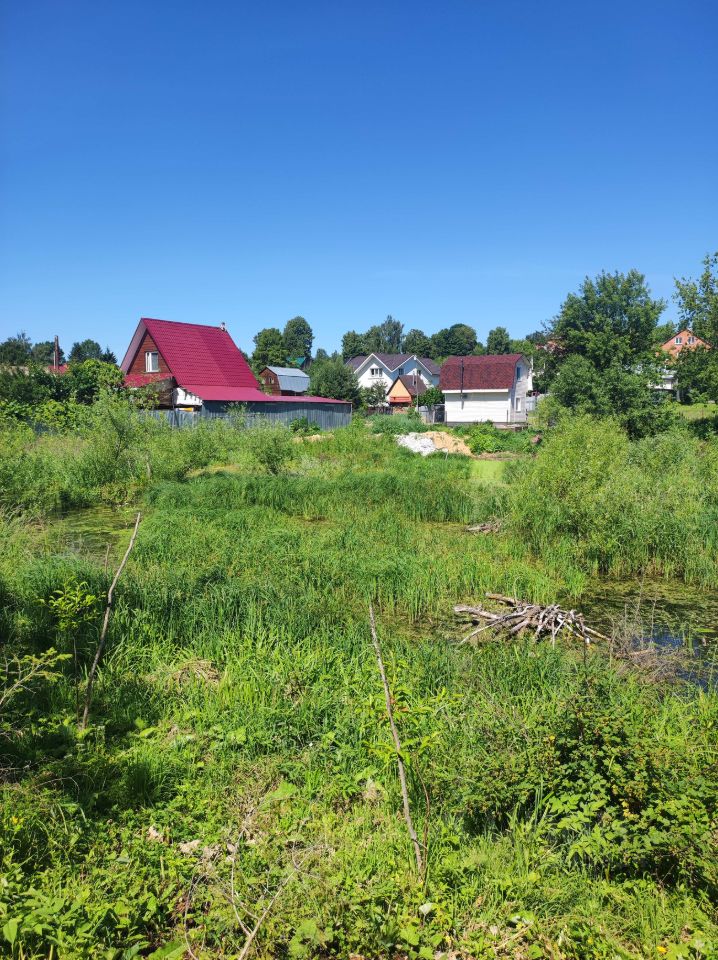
674,346,718,403
510,415,718,581
417,385,443,406
0,331,32,365
289,416,320,434
367,411,429,434
69,339,104,363
359,380,387,409
243,420,294,474
251,327,287,372
486,325,512,354
403,328,432,357
430,322,477,357
308,358,360,404
0,418,717,957
674,251,718,345
468,422,534,454
282,316,313,361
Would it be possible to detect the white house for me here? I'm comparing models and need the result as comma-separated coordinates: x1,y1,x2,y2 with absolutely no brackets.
440,354,533,425
346,353,440,396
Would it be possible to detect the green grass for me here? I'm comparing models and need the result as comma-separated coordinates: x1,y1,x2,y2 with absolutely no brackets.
674,401,718,421
0,416,717,958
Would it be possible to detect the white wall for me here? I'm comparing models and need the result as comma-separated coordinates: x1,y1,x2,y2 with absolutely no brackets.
444,390,511,423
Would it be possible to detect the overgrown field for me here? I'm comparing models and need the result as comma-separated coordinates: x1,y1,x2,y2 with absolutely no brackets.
1,411,717,958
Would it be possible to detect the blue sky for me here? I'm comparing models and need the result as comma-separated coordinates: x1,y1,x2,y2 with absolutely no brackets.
1,0,716,358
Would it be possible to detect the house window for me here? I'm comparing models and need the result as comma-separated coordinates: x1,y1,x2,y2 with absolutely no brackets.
397,367,404,375
370,366,382,377
688,336,695,344
516,365,522,379
675,337,682,345
145,351,159,373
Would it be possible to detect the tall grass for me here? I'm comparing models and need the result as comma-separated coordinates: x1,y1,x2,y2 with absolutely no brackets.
0,414,716,957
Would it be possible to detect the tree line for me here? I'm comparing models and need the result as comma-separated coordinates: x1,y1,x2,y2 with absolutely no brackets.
2,250,716,422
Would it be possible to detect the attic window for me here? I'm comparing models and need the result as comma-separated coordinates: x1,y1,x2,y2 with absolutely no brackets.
370,367,381,376
516,365,522,379
145,351,160,373
397,367,404,375
688,336,695,344
675,337,682,345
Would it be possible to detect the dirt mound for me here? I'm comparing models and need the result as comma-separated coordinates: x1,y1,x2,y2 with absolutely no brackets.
424,431,473,456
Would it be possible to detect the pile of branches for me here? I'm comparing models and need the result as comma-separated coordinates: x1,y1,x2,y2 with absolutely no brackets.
454,593,610,646
465,520,502,534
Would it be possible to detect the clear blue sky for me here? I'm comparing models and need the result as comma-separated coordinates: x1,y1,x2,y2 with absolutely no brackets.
1,0,716,358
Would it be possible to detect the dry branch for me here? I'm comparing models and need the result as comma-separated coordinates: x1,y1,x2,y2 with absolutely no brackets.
465,520,502,534
81,512,141,728
368,603,424,876
454,594,611,646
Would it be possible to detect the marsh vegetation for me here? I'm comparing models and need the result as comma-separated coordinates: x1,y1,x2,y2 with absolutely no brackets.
1,405,717,959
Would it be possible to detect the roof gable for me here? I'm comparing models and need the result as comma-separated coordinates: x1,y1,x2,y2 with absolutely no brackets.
440,354,524,391
121,318,259,394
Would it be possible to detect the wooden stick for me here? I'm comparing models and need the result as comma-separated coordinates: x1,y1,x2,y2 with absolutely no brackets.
368,603,424,876
81,512,141,729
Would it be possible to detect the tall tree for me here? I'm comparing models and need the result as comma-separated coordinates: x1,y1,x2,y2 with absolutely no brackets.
674,251,718,345
31,340,65,365
341,331,366,360
283,316,314,361
309,358,360,404
251,327,287,373
431,323,477,357
101,347,118,365
0,332,32,365
69,339,103,363
364,315,404,354
549,270,664,370
486,326,512,354
403,328,432,357
545,270,669,438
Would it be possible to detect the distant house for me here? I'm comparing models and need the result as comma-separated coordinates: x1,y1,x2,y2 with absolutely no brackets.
120,318,351,426
258,366,310,396
656,328,711,394
346,353,440,399
387,374,428,409
440,354,532,425
660,329,711,358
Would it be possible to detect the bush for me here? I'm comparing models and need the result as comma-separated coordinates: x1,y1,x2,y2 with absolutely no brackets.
243,420,294,474
367,411,429,434
468,422,534,454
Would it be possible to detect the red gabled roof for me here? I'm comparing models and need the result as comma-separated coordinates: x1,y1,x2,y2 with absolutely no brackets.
121,318,259,397
440,354,523,391
121,318,352,405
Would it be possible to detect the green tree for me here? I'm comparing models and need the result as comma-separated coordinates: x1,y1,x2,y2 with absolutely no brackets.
549,270,664,370
486,326,512,354
0,332,32,365
360,381,387,409
100,347,118,364
674,251,718,345
341,331,366,360
545,271,669,437
431,323,477,357
251,327,287,373
364,315,404,354
309,359,360,404
674,346,718,403
69,360,124,404
283,316,313,361
69,339,103,363
31,340,65,365
417,385,444,406
403,329,432,357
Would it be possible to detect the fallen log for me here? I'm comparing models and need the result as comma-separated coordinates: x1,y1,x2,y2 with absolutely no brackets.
454,594,611,646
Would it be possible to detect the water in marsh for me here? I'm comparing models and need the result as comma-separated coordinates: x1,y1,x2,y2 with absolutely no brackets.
579,578,718,685
55,505,139,561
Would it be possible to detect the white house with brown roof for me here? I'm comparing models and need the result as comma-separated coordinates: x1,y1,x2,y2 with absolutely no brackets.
346,353,440,397
440,354,532,425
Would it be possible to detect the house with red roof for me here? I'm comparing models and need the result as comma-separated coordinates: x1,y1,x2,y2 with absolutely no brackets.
120,318,351,426
440,354,532,425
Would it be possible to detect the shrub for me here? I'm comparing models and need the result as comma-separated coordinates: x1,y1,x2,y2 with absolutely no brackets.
468,422,534,454
243,420,294,474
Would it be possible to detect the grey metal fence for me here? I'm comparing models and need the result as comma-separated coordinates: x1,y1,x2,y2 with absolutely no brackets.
142,402,352,430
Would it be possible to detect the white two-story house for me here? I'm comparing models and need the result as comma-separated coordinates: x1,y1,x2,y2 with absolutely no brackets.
346,353,440,396
440,354,533,425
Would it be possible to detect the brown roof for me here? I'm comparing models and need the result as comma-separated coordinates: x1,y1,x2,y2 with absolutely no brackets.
440,354,523,391
394,374,428,397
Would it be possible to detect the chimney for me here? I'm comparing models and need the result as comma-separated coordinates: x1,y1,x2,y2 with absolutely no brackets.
220,322,227,332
